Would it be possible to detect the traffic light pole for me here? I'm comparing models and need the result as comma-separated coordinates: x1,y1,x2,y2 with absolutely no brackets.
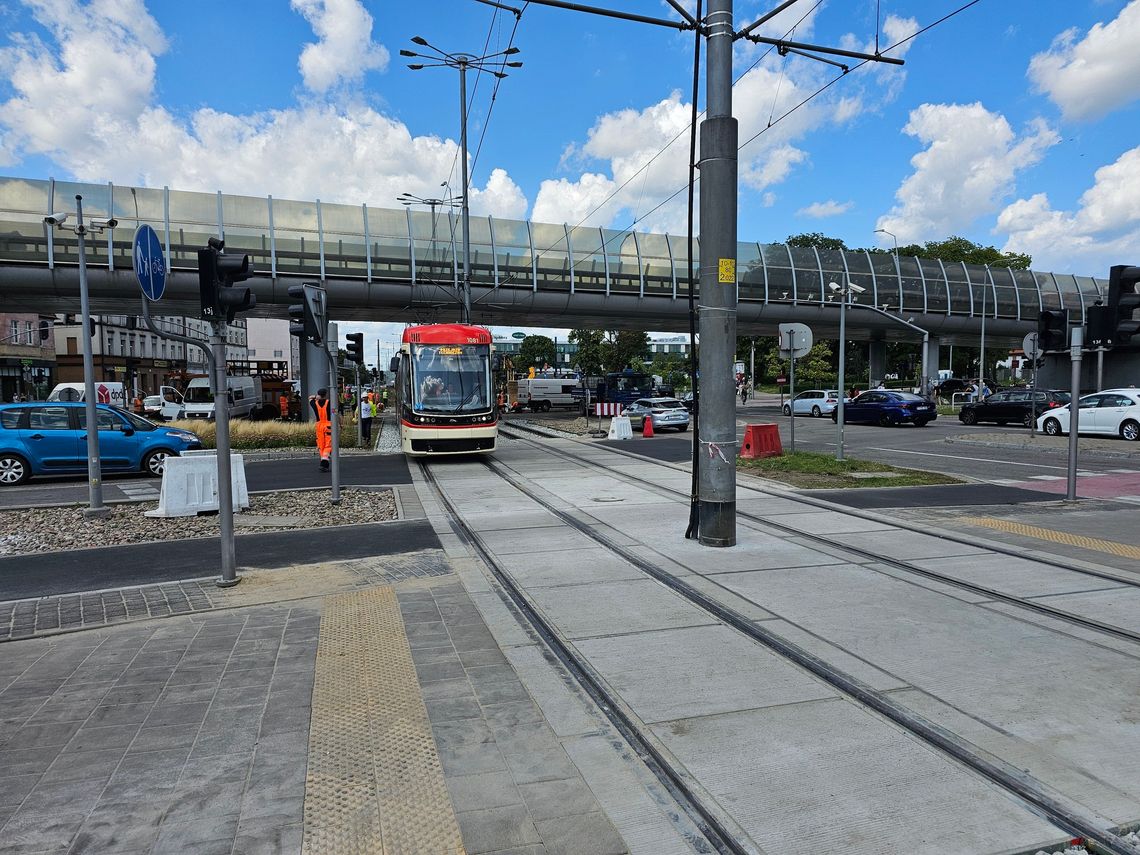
210,322,240,586
1066,328,1083,502
326,342,341,506
355,363,362,447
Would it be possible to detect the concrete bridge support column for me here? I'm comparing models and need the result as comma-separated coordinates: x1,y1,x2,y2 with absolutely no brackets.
300,339,326,422
923,336,942,395
869,338,886,387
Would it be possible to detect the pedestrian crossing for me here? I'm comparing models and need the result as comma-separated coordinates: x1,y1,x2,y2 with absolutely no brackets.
985,467,1140,503
116,481,160,500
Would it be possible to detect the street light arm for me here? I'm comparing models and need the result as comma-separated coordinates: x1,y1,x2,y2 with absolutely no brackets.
852,303,928,337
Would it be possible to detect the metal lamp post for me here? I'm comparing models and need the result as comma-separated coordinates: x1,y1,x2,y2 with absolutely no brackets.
862,303,931,395
401,38,522,324
44,197,117,517
397,191,463,268
828,281,866,461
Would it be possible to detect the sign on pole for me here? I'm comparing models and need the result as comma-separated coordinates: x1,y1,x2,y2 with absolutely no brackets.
1022,331,1040,360
777,323,813,359
132,224,167,301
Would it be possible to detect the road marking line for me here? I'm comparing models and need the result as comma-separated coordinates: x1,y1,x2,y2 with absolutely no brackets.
961,517,1140,560
867,447,1070,470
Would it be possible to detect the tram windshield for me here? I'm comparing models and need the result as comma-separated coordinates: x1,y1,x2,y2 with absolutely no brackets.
410,343,491,413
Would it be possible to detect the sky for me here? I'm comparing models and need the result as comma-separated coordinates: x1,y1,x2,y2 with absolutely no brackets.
2,0,1139,356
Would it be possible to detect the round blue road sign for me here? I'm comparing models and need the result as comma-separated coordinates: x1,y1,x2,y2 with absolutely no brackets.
132,224,167,301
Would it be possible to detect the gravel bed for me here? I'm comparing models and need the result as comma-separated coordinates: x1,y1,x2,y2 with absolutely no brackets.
0,488,396,556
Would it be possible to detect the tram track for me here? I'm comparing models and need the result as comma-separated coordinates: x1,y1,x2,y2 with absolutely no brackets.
501,421,1140,647
442,426,1140,854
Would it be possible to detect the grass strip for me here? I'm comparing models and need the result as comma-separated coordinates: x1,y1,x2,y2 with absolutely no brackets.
737,450,962,489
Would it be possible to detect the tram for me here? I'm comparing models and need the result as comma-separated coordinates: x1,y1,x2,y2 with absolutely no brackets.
389,324,498,456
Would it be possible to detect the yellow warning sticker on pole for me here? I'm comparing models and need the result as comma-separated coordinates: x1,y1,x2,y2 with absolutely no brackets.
718,258,736,283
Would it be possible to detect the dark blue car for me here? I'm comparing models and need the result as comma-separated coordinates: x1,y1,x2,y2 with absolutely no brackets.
0,402,202,486
831,390,937,427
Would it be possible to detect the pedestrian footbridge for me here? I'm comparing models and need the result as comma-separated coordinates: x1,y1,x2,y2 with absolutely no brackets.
0,176,1105,347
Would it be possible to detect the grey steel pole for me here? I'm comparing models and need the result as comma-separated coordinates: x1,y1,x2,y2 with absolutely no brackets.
74,196,108,517
979,286,986,392
696,0,737,547
1029,333,1039,438
921,332,930,396
355,363,362,447
788,332,796,454
836,294,846,461
1096,346,1105,391
459,59,472,325
328,348,341,505
1066,327,1083,501
210,324,239,586
749,339,754,403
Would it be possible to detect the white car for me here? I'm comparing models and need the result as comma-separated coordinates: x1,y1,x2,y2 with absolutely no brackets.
1036,388,1140,441
623,398,690,432
782,389,841,417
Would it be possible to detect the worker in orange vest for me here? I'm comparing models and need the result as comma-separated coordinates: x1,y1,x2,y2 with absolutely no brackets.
308,387,333,471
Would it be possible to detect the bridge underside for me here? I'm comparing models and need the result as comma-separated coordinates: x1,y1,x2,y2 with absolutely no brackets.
0,265,1033,347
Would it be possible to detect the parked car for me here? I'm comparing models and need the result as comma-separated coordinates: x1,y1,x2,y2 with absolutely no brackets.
959,389,1071,428
831,390,937,427
782,389,841,417
623,398,690,432
1036,389,1140,441
0,402,202,486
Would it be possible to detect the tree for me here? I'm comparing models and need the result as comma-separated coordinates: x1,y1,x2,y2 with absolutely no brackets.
650,352,689,390
786,232,849,251
607,330,650,372
569,329,606,376
518,335,556,372
867,235,1032,269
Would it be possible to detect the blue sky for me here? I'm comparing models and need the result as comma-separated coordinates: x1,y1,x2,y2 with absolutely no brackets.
2,0,1139,351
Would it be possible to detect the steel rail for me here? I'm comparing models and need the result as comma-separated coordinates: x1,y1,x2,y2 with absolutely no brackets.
473,442,1140,855
418,460,753,855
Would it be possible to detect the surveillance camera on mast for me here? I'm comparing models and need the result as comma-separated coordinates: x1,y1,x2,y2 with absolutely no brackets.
43,212,69,226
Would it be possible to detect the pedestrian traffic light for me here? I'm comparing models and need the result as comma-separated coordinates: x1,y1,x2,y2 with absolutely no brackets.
38,320,51,340
1037,309,1069,351
345,332,364,364
288,283,326,344
1107,264,1140,345
198,238,256,323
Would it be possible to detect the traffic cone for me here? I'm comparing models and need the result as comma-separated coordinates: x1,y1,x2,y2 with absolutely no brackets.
642,416,654,437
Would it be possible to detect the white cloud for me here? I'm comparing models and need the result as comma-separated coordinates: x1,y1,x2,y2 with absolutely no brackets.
1028,1,1140,121
291,0,389,93
0,0,526,217
797,199,852,218
997,146,1140,274
875,102,1059,245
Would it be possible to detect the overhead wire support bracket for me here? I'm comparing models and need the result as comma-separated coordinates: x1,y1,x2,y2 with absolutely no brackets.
740,32,905,66
778,44,849,73
473,0,524,18
497,0,698,31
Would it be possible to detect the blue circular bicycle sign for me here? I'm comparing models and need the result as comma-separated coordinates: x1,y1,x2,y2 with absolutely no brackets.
132,224,167,301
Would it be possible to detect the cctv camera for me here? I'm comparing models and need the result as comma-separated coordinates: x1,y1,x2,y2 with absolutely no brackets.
848,283,866,294
91,217,118,230
44,212,68,226
828,282,840,293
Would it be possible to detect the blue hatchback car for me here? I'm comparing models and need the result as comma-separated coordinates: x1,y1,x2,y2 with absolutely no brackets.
830,390,938,427
0,402,202,485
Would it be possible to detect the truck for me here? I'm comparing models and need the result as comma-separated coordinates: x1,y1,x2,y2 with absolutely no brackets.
48,382,127,408
571,370,655,413
183,375,263,420
514,376,582,412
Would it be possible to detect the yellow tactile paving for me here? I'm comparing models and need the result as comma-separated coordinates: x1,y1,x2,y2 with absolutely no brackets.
961,517,1140,560
303,587,465,855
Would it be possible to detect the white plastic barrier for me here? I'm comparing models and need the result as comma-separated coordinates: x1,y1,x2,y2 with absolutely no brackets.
607,415,633,440
144,450,250,518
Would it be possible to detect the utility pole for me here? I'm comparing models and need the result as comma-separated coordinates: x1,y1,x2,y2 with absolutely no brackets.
697,0,738,547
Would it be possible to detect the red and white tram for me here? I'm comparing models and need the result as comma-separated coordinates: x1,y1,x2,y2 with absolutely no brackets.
390,324,498,456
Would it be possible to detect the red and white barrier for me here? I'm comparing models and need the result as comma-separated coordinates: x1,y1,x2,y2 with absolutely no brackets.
595,402,623,416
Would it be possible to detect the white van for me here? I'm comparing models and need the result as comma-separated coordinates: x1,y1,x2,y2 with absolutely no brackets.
516,377,581,411
48,382,127,408
183,376,263,420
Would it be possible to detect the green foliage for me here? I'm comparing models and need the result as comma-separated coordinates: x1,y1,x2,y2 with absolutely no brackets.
607,330,650,371
569,329,606,376
786,232,849,251
651,352,690,390
737,450,962,489
518,335,556,371
869,235,1031,269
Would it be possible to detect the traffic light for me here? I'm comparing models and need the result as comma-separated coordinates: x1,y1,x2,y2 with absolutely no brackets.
1037,309,1069,351
1086,304,1115,347
1108,264,1140,345
345,332,364,364
375,370,385,384
38,320,51,341
288,283,326,344
198,238,256,323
